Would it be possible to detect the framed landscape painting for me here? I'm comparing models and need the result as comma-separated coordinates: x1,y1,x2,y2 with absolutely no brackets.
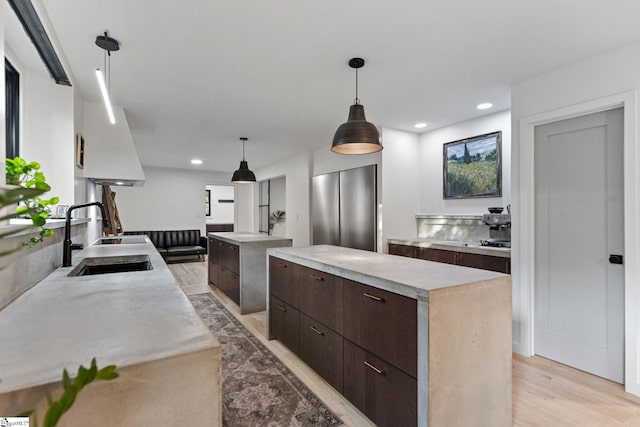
443,131,502,199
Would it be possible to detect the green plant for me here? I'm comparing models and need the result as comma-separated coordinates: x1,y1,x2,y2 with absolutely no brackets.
5,157,59,246
19,358,119,427
268,210,286,235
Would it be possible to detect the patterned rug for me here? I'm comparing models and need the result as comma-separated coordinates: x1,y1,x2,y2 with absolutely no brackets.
188,293,343,427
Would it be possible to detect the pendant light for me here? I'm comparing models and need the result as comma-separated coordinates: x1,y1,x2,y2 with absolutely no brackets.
231,137,256,183
95,32,119,124
331,58,382,154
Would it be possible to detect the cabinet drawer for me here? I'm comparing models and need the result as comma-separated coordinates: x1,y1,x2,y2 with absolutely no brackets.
218,265,240,305
418,247,457,264
299,313,343,393
458,252,510,273
299,266,343,334
343,340,417,427
220,243,239,273
269,295,300,355
269,257,300,308
343,280,417,378
388,243,417,258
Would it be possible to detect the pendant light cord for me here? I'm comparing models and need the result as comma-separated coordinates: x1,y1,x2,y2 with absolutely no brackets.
354,68,360,105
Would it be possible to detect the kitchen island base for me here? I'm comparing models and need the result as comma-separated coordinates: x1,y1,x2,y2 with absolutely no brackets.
267,245,511,427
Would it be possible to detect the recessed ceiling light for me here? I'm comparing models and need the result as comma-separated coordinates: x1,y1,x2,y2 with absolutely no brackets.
115,181,124,186
476,103,493,110
414,123,428,129
191,159,203,165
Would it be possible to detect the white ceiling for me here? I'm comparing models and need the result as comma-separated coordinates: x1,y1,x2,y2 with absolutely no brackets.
14,0,640,172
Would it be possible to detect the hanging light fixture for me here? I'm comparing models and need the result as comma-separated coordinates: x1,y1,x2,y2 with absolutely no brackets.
231,137,256,183
95,32,119,124
331,57,382,154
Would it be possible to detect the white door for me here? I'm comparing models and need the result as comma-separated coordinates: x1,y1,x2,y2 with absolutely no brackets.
534,108,624,383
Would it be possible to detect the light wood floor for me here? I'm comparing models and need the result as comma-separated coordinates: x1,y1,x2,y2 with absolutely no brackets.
170,261,640,426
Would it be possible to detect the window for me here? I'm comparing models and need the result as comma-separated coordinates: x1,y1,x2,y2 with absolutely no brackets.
5,59,20,159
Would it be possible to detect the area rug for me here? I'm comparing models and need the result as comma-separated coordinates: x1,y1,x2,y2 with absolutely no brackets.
188,293,343,427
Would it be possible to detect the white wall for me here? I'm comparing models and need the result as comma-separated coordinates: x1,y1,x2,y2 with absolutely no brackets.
418,110,511,214
114,166,230,234
511,41,640,396
206,185,234,224
380,128,420,249
234,182,255,232
18,64,75,206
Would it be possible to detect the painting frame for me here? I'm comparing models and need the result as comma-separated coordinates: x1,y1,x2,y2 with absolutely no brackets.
205,189,211,216
75,133,85,169
443,131,502,199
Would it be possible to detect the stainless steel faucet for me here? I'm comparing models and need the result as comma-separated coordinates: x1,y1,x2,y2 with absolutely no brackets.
63,202,109,267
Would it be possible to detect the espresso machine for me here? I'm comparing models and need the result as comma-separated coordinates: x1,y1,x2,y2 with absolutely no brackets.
481,206,511,248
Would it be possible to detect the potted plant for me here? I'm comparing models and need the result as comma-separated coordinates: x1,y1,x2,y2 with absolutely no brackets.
5,157,59,246
268,210,285,236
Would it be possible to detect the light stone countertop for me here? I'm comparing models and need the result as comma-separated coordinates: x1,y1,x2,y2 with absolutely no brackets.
387,237,511,258
267,245,507,300
0,235,219,393
209,231,292,244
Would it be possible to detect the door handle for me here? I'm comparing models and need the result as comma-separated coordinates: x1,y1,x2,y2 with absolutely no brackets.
609,254,624,265
310,274,325,281
363,292,385,303
364,360,385,375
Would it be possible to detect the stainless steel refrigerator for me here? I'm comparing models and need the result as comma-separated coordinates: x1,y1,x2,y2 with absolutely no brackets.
311,164,377,251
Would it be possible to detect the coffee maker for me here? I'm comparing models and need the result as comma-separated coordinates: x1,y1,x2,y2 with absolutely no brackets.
481,206,511,248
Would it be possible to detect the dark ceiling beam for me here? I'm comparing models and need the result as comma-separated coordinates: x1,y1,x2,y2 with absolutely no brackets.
7,0,71,86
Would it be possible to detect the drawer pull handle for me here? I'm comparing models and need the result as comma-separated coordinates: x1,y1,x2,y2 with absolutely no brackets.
217,242,223,246
310,326,325,336
277,262,287,268
230,246,237,250
310,274,325,281
364,361,385,375
363,293,385,302
277,305,287,312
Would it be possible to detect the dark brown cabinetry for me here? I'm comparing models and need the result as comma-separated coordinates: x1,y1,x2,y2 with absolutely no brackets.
343,340,417,427
390,243,511,274
388,243,417,258
418,247,457,265
343,279,417,378
299,266,343,334
299,313,343,392
207,237,219,285
458,252,511,274
269,257,300,308
269,295,299,354
268,256,418,427
208,237,240,304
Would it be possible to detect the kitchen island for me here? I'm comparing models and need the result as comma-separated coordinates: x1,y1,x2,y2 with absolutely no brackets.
208,232,292,314
0,235,221,426
267,245,512,427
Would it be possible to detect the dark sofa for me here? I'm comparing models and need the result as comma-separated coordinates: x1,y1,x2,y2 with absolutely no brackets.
123,229,207,261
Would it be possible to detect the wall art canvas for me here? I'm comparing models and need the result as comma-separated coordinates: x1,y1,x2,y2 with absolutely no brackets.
443,131,502,199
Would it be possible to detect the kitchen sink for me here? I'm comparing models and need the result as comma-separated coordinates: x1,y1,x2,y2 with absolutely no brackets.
68,255,153,276
96,237,147,245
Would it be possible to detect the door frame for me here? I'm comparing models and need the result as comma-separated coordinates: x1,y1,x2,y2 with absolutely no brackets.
516,90,639,395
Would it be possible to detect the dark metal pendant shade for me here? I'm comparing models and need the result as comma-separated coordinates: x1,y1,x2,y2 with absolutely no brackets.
231,137,256,183
331,58,382,155
331,104,382,154
232,160,256,183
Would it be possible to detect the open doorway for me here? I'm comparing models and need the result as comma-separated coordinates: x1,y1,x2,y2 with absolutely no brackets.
205,184,235,233
258,176,286,236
